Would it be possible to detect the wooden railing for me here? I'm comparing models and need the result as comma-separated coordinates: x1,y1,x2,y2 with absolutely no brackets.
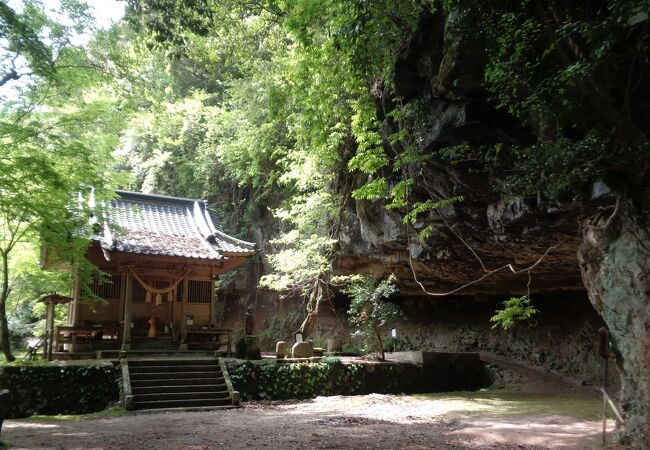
601,387,625,445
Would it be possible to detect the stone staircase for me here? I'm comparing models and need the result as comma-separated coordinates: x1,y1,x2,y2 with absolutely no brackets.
131,335,176,351
123,358,239,412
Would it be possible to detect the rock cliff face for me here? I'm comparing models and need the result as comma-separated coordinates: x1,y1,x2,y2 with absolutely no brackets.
578,203,650,446
334,11,594,297
330,7,648,446
393,293,619,390
222,6,647,445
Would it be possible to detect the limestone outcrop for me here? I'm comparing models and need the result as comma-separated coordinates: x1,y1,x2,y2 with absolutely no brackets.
334,10,592,297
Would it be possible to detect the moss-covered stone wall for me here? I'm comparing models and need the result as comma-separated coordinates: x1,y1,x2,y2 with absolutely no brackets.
226,358,491,401
0,363,120,418
224,291,618,389
389,293,619,388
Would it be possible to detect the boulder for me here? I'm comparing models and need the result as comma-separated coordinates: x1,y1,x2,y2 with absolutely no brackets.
275,341,287,359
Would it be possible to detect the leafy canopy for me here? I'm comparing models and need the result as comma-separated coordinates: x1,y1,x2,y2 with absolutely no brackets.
342,274,401,360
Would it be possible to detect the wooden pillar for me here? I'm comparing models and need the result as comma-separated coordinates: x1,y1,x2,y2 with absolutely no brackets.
121,273,133,352
118,273,127,323
70,271,81,326
54,325,59,355
179,278,188,350
44,301,54,360
168,287,174,335
209,279,216,326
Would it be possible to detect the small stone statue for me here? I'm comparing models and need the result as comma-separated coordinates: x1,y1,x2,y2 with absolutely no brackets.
244,306,255,336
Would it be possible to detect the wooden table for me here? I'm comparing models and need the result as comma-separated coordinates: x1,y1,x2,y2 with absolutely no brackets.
186,329,232,354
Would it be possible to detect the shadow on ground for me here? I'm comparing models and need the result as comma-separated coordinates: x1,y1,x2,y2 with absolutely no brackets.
4,389,614,450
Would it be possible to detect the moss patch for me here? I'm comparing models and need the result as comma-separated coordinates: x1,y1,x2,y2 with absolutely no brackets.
414,389,610,420
16,405,132,422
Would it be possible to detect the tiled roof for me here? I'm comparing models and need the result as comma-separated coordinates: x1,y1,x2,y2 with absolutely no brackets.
97,190,255,260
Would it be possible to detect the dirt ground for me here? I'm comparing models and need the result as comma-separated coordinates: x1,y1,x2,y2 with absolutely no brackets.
3,356,617,450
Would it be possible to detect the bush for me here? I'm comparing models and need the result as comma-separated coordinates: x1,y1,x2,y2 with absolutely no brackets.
226,357,492,401
227,360,364,400
0,363,120,418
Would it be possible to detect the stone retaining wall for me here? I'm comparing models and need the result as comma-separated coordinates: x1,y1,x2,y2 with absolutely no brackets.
0,363,120,418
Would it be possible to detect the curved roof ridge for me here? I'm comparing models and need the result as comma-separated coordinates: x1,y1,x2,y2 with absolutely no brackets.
115,190,204,205
184,204,222,259
99,190,254,260
212,228,256,249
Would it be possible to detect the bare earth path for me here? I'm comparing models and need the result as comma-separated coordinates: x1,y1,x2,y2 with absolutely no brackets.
4,389,612,450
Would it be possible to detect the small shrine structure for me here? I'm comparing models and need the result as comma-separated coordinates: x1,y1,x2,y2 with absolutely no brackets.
45,190,255,356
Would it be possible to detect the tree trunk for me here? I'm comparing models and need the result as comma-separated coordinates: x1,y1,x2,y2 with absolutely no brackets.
298,299,320,340
0,252,15,362
297,280,325,340
577,201,649,447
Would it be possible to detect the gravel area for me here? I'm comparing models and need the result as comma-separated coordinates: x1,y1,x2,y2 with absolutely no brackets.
3,390,612,450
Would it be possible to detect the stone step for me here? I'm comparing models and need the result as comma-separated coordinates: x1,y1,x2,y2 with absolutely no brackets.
125,356,234,411
131,377,224,387
131,344,178,351
130,338,177,350
131,383,227,394
133,391,230,402
135,405,236,414
130,371,222,380
106,350,220,358
133,397,232,410
129,364,219,373
132,335,174,340
128,358,218,367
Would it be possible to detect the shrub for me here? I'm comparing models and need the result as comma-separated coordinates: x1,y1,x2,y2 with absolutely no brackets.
0,363,120,418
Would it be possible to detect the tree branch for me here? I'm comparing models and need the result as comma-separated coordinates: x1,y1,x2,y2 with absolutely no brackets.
0,68,22,87
406,231,569,297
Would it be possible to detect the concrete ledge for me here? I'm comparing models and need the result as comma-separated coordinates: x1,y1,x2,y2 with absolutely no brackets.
275,357,322,364
218,357,240,407
385,351,481,366
120,358,134,411
381,351,488,392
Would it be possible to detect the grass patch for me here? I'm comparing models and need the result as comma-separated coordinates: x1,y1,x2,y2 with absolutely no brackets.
413,388,610,420
16,405,132,422
0,352,29,365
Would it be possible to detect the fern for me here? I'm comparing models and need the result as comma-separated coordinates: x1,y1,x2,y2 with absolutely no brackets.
490,296,538,330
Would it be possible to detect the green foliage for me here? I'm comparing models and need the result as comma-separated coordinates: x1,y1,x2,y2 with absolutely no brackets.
496,133,650,201
0,1,120,360
477,0,650,200
227,360,365,401
401,196,465,240
226,357,491,400
0,0,54,83
259,194,338,294
257,309,302,349
6,243,69,348
0,362,120,418
343,275,402,360
490,296,539,331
